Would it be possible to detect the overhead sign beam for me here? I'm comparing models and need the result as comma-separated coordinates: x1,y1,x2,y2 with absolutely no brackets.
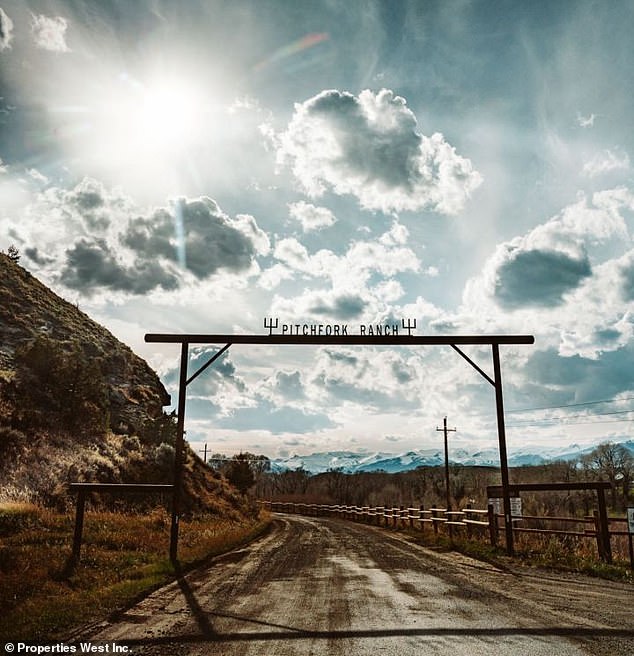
146,333,534,346
145,331,534,562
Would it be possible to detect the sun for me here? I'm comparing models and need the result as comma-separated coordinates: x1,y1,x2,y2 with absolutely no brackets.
57,64,226,196
108,74,206,156
135,79,205,150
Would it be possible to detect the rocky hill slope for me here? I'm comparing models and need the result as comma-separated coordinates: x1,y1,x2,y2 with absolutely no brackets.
0,252,250,517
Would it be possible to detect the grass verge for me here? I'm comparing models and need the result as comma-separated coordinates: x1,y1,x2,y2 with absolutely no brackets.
402,526,633,583
0,503,271,642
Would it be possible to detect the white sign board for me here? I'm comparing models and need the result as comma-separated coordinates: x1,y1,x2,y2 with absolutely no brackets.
627,507,634,534
488,497,522,518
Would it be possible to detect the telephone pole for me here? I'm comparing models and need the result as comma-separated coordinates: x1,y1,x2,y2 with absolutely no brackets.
198,443,208,464
436,417,456,512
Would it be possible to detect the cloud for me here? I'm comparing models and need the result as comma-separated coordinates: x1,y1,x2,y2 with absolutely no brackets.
214,401,336,434
8,178,269,296
288,200,336,232
465,189,633,312
458,190,634,359
0,8,14,51
258,370,307,406
124,197,269,280
495,248,592,308
309,293,366,320
61,238,180,294
309,347,425,411
576,112,597,128
525,346,634,403
267,221,421,321
30,14,71,52
582,149,630,178
620,252,634,301
276,89,481,214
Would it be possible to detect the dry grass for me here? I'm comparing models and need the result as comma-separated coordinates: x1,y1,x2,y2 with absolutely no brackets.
402,521,634,582
0,502,271,642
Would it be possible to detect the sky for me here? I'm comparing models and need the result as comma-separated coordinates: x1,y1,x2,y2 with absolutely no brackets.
1,0,634,460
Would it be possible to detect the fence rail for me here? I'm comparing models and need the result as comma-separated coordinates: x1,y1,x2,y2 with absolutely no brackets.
258,501,627,563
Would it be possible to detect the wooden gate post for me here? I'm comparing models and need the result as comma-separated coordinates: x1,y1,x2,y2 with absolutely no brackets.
488,503,497,547
72,488,86,562
596,488,612,563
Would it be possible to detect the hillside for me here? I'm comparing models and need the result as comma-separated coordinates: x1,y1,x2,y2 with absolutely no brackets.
0,253,251,517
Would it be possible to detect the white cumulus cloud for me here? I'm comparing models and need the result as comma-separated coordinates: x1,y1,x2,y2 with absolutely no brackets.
30,13,71,52
288,200,336,232
0,7,14,51
276,89,482,215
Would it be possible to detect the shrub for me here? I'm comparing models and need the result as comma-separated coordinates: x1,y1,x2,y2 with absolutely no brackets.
9,336,109,435
0,427,26,462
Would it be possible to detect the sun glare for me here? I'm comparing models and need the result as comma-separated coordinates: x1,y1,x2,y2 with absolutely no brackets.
65,65,229,196
96,73,208,165
136,80,203,147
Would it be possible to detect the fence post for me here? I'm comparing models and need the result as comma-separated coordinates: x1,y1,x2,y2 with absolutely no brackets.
466,503,472,539
432,508,438,535
419,505,425,533
593,510,607,561
596,489,612,564
487,503,497,547
72,488,87,563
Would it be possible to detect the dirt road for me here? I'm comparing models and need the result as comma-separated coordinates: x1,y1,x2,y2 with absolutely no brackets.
80,515,633,655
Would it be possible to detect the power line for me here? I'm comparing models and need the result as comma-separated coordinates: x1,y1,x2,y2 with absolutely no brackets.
506,408,634,425
506,395,634,414
507,416,634,428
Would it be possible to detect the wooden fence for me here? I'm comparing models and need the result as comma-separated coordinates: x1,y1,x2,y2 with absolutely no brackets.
258,501,629,564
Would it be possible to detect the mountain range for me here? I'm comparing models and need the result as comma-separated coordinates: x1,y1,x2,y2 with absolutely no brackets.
270,439,634,474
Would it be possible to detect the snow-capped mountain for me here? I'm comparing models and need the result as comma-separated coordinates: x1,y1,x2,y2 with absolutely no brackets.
270,440,634,474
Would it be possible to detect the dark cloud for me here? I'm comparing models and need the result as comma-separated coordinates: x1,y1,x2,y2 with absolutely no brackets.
24,247,53,265
162,347,245,397
310,293,366,320
309,89,421,189
68,182,105,211
495,249,591,308
524,347,634,401
323,350,359,367
271,370,306,400
51,191,266,295
621,259,634,301
61,238,179,294
278,89,481,214
123,197,258,279
391,361,413,383
595,328,621,345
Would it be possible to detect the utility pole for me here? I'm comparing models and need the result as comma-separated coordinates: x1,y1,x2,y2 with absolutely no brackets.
198,443,208,464
436,417,456,512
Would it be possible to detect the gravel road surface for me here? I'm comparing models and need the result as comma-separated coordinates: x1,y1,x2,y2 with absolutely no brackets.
80,515,634,655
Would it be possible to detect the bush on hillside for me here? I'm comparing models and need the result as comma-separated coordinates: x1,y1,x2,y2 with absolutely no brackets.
8,336,109,436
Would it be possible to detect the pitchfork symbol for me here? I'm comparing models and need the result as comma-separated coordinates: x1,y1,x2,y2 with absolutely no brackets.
264,317,279,335
401,318,417,336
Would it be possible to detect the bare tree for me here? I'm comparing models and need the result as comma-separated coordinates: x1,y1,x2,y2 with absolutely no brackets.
582,442,633,509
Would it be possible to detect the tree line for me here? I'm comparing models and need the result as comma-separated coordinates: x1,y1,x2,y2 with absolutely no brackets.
215,442,633,515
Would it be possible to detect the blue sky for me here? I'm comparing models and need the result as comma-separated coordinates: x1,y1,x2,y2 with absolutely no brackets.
1,0,633,458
